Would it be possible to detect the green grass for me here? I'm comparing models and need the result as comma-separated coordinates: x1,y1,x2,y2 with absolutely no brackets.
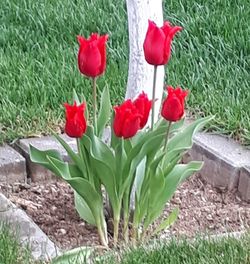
164,0,250,145
0,0,249,144
0,222,33,264
96,234,250,264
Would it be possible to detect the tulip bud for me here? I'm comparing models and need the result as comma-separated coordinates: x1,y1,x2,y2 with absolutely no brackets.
64,101,87,138
77,33,108,78
161,86,188,122
143,20,182,66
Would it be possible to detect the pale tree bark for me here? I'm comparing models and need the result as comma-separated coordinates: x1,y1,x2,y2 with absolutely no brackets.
125,0,164,120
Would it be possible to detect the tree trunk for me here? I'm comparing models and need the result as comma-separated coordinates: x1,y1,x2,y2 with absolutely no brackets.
126,0,164,119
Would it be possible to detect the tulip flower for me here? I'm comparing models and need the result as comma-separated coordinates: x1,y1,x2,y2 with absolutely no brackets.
64,101,87,138
113,100,142,139
133,91,152,129
77,33,108,78
143,20,182,66
161,86,188,122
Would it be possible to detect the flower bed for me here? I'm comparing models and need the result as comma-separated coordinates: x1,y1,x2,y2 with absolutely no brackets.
1,174,249,250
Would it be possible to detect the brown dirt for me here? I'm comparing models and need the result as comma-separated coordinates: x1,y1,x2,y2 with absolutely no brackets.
1,174,249,250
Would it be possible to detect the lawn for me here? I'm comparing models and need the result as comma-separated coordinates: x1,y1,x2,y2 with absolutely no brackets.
96,235,250,264
1,220,249,264
0,222,33,264
0,0,249,144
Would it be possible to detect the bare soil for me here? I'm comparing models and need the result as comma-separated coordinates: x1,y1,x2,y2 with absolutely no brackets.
1,174,249,250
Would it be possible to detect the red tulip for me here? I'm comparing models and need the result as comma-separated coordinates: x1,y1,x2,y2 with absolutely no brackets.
64,101,87,138
143,20,182,66
161,86,188,122
133,91,152,129
77,33,108,78
113,100,142,139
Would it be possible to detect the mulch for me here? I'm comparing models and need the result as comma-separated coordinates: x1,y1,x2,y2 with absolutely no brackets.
1,174,249,250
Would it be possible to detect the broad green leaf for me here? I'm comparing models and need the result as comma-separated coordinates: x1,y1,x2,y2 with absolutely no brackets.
111,111,119,149
134,157,147,201
51,246,94,264
97,86,111,137
167,116,213,152
68,163,83,178
53,133,85,174
47,156,104,227
147,165,165,213
151,207,179,237
29,145,62,175
115,138,127,191
145,161,203,227
80,128,118,209
84,126,115,172
74,191,96,226
121,132,165,196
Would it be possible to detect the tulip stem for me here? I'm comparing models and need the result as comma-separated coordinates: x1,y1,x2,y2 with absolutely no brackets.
92,77,97,134
163,121,172,151
151,66,157,130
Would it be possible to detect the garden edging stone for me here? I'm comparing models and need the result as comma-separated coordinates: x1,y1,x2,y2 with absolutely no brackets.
238,166,250,201
182,132,250,201
15,128,111,182
0,193,60,261
0,145,26,183
15,134,77,182
12,128,250,201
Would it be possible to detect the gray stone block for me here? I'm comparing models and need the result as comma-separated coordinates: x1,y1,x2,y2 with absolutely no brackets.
183,133,250,190
15,134,77,182
238,166,250,201
0,145,26,183
0,193,60,261
15,128,111,182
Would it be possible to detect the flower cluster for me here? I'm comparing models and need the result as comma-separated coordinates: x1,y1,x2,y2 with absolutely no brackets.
30,18,211,249
66,19,187,140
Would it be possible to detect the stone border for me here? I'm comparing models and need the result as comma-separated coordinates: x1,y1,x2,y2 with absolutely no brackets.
0,193,60,261
10,130,250,201
182,132,250,200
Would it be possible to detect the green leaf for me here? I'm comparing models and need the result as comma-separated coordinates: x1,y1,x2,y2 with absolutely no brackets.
134,157,147,201
74,191,96,226
47,156,104,227
97,86,111,137
52,133,85,175
115,138,127,192
151,207,179,237
167,116,213,152
80,127,118,209
29,145,62,175
144,161,203,229
121,132,165,196
51,246,94,264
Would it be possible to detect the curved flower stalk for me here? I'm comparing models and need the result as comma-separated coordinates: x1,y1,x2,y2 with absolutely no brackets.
29,23,213,248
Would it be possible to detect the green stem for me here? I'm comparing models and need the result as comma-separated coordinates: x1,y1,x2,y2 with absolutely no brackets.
163,121,172,151
123,212,129,244
151,66,158,130
131,222,138,247
97,222,108,247
113,216,120,247
76,138,81,156
92,77,97,134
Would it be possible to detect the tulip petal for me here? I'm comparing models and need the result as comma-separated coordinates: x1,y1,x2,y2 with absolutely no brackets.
143,21,166,65
78,41,102,77
97,34,108,75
